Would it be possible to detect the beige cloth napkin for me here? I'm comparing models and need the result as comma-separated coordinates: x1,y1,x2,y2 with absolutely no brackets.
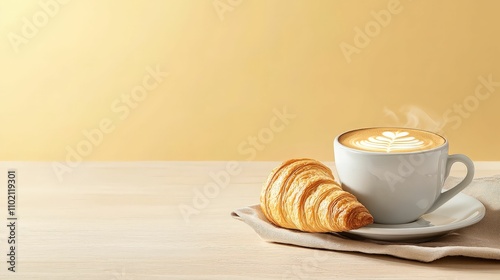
231,176,500,262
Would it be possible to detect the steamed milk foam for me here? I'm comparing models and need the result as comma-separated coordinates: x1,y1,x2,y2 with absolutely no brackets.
338,127,445,153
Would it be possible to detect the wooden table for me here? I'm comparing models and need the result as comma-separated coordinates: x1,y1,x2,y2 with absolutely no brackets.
0,161,499,279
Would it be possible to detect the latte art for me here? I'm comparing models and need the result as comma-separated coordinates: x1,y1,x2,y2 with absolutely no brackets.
357,131,424,152
338,128,445,153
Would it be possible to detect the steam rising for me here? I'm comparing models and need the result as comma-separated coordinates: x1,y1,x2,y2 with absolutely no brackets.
383,105,445,135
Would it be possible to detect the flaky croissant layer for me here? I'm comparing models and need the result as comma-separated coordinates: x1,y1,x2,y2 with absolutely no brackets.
260,158,373,232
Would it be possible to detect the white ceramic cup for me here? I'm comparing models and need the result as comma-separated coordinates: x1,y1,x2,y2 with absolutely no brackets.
334,128,475,224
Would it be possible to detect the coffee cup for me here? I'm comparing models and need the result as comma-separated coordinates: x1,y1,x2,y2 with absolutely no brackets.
333,127,474,224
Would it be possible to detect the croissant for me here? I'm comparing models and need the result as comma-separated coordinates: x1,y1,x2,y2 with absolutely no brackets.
260,158,373,232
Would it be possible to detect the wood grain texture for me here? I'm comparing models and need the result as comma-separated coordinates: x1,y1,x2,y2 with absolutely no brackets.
0,161,499,279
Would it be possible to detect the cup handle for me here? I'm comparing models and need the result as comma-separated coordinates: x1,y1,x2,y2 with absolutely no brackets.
425,154,475,213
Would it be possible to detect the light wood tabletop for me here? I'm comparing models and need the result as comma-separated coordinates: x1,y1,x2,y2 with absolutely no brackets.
0,161,499,279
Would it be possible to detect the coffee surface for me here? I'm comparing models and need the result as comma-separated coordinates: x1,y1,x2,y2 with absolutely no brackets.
338,127,445,153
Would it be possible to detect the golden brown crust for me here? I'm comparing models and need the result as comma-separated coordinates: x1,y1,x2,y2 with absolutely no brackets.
260,158,373,232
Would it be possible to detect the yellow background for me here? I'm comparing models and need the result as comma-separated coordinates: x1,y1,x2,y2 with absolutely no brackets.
1,0,499,161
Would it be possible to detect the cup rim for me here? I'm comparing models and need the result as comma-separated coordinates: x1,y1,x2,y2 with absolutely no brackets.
334,127,448,155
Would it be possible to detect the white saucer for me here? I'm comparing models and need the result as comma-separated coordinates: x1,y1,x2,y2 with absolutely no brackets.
344,193,485,242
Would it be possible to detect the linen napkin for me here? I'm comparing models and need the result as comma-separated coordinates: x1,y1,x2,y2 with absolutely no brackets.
231,176,500,262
